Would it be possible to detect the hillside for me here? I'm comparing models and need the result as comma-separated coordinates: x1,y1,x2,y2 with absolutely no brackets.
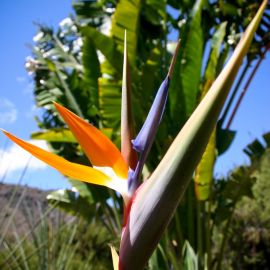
0,183,65,236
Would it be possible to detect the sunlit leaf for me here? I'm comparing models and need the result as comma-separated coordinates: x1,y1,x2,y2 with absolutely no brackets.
194,22,227,200
98,77,122,128
81,26,123,74
111,0,141,66
31,128,76,143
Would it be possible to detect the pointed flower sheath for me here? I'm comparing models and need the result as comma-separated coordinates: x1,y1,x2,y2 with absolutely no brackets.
127,42,180,193
128,77,170,193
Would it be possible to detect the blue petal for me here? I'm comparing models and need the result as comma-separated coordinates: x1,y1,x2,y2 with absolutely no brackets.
132,77,170,152
128,76,170,192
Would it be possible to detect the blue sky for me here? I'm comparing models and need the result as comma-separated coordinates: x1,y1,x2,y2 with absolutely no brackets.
0,1,269,190
0,0,73,189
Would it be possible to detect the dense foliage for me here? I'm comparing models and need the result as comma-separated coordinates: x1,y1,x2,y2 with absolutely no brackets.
1,0,269,269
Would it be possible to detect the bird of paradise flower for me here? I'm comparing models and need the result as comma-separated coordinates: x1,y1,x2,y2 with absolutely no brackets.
1,2,266,267
2,36,180,204
1,32,180,268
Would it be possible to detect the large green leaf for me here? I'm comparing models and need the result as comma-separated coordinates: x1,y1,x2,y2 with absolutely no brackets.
194,132,216,201
31,128,76,143
169,0,205,128
82,37,100,112
203,22,228,87
111,0,141,66
141,45,162,108
194,22,227,201
81,26,123,75
138,44,163,129
98,77,122,128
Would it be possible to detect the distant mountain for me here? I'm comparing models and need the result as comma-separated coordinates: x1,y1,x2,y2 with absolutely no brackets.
0,183,66,236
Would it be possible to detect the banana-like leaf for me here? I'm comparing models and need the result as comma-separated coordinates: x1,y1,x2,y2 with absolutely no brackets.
111,0,141,66
169,0,204,128
138,44,163,132
194,22,227,201
31,128,76,143
203,22,227,90
194,132,216,200
119,1,267,269
98,77,122,128
141,45,162,98
82,37,100,111
81,26,123,74
144,0,166,23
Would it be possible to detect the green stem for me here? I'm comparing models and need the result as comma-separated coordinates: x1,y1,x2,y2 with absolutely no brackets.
175,209,184,249
196,201,203,269
109,190,122,231
164,231,181,270
187,184,195,248
205,200,212,270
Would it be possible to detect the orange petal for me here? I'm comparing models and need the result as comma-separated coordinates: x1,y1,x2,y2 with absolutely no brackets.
54,102,128,179
1,130,126,193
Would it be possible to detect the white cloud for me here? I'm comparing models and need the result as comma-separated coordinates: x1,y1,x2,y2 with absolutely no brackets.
0,98,17,124
0,140,49,178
